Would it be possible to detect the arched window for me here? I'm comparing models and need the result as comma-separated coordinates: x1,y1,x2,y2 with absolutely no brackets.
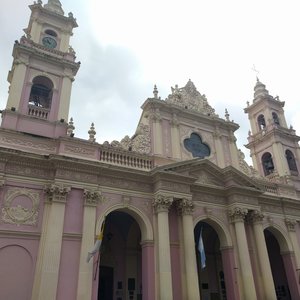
45,29,57,37
272,112,280,125
262,152,274,176
285,150,298,174
257,114,266,130
29,76,53,109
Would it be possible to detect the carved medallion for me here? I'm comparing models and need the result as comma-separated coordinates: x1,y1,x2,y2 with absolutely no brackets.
1,188,40,226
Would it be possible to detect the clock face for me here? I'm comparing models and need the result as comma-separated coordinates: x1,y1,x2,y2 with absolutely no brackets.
42,36,57,49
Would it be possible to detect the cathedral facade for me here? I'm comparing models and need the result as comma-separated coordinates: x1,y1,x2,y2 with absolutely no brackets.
1,1,300,300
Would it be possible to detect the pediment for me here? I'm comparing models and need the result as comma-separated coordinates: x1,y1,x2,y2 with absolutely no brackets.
160,158,262,191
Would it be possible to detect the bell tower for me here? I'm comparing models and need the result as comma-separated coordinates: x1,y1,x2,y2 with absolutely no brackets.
1,0,80,138
245,79,300,180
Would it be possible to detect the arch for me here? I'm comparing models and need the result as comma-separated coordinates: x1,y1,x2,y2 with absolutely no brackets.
95,204,153,242
263,224,293,253
272,112,280,125
29,76,54,109
262,152,274,175
285,150,298,174
45,29,57,37
257,114,266,130
194,215,233,248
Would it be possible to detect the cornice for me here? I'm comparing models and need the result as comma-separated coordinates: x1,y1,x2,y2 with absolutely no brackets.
13,41,80,75
142,98,239,132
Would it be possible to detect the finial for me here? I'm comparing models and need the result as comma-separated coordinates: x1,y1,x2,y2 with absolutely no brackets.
88,123,96,142
67,117,75,137
44,0,64,15
225,108,230,121
246,101,250,107
153,84,158,99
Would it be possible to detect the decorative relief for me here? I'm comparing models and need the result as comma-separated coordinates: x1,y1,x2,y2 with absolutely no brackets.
120,123,151,154
248,210,264,224
5,164,53,179
56,169,97,183
98,177,152,193
1,188,40,226
157,181,190,193
238,149,261,178
166,80,217,116
122,195,131,207
285,218,297,232
228,207,248,223
176,198,194,215
64,145,95,156
0,136,56,151
153,194,173,213
44,184,70,203
83,189,104,206
194,170,220,186
193,194,226,205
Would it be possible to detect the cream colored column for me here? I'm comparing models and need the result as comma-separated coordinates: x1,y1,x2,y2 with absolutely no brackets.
170,113,181,159
250,210,276,300
77,190,103,300
31,184,70,300
285,219,300,276
7,61,28,110
153,194,173,300
272,143,289,176
57,75,73,121
229,207,257,300
178,199,201,300
228,132,239,168
214,132,225,168
151,109,163,155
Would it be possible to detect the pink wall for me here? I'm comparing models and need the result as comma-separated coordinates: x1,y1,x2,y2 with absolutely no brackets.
63,188,83,234
169,207,182,300
0,239,39,300
56,239,81,300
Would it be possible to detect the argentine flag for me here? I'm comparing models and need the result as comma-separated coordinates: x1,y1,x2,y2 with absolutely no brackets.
198,227,206,269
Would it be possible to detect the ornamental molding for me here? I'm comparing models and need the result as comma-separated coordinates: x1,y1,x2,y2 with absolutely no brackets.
228,207,248,223
285,218,297,232
1,188,40,226
248,210,264,224
64,144,95,156
83,189,104,206
176,198,194,215
165,80,217,116
44,184,70,203
153,194,173,213
0,136,56,152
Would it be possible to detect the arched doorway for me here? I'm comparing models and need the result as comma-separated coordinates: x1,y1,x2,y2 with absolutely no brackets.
194,222,227,300
98,211,142,300
264,229,291,300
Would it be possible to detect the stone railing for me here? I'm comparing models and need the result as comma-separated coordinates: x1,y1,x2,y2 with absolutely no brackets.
99,146,153,170
28,104,50,119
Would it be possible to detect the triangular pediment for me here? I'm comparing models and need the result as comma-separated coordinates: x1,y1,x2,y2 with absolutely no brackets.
160,158,262,190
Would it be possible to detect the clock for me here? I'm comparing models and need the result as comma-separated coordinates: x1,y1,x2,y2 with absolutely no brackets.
42,36,57,49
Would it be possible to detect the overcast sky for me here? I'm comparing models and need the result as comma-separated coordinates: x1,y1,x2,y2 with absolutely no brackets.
1,0,300,164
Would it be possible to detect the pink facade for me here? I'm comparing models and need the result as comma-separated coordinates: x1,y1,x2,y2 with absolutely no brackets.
1,1,300,300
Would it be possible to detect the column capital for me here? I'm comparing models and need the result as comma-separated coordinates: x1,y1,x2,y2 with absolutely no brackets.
44,184,70,203
248,210,264,224
228,207,248,223
176,198,194,215
153,193,173,213
149,108,162,122
285,218,297,232
83,189,104,207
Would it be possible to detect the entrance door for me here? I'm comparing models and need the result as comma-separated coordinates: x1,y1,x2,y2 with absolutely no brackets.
98,266,114,300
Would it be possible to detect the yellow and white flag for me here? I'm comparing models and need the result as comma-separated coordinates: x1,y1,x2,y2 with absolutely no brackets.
86,218,105,263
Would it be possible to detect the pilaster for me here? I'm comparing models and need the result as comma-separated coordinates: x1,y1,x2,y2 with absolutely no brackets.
249,210,276,300
31,184,70,300
153,193,173,300
229,207,257,300
177,198,200,300
77,189,103,300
